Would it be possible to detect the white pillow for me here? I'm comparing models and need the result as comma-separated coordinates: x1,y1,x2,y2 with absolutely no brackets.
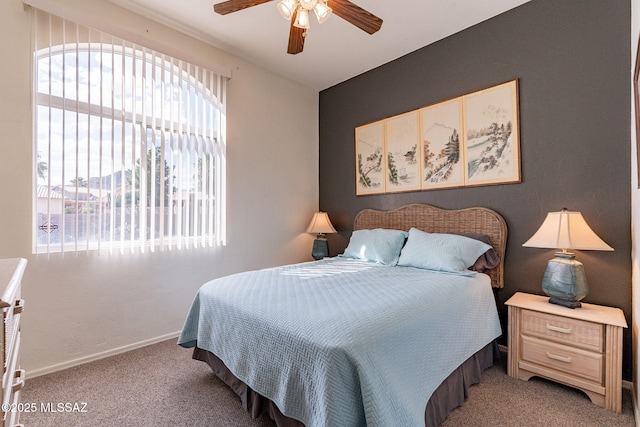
343,228,408,265
398,228,492,274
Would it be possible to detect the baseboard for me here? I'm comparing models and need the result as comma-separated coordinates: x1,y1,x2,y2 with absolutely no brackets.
26,331,181,379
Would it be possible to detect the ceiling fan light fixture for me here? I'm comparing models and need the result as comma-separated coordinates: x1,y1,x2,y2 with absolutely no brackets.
299,0,318,11
313,1,332,24
277,0,297,20
294,8,311,29
212,0,382,54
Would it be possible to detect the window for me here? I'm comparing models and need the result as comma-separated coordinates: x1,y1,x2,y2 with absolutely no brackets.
32,10,227,254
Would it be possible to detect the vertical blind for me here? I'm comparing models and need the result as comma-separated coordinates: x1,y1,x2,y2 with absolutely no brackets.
32,9,227,255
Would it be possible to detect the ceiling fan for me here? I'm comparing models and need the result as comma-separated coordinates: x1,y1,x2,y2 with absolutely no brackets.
213,0,383,55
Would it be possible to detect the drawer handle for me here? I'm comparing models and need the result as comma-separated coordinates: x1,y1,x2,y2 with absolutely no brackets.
546,324,572,334
13,299,25,315
12,369,25,393
546,352,572,363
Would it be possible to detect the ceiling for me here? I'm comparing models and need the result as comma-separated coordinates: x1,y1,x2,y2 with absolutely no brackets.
110,0,531,91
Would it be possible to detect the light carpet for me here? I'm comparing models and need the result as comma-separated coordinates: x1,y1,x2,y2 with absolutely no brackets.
20,339,636,426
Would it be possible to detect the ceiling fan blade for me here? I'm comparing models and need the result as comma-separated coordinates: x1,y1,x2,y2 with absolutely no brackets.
330,0,383,34
213,0,272,15
287,9,305,54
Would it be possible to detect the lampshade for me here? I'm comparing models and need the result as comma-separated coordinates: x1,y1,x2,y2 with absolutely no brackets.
522,209,613,251
294,8,311,29
277,0,297,20
523,208,613,308
306,212,336,235
306,212,336,260
313,1,332,23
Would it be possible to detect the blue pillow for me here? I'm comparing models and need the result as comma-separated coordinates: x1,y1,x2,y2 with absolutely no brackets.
455,232,500,272
343,228,408,265
397,228,492,274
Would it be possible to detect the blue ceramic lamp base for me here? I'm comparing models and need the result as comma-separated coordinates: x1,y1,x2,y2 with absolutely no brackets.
311,236,329,260
541,252,588,309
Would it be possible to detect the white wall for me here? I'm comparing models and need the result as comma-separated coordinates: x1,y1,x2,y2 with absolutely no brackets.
632,0,640,420
0,0,319,375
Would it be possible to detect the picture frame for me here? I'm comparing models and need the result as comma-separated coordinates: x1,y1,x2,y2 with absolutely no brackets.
355,121,385,195
354,79,520,195
463,80,521,186
420,98,464,190
384,111,421,192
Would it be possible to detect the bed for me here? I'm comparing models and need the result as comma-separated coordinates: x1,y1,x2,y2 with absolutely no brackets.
178,203,507,426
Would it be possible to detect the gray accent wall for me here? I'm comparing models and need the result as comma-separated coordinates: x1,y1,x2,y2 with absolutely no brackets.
319,0,632,378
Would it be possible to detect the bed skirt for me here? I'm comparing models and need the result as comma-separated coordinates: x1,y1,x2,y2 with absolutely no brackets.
192,341,498,427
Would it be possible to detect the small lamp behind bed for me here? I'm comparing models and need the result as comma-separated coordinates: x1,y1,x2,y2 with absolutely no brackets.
306,212,336,260
522,208,613,308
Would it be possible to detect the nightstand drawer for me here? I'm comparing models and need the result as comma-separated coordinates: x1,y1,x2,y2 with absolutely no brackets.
521,335,603,384
521,309,603,352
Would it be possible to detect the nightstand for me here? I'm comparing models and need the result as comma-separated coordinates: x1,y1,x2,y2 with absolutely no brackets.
506,292,627,412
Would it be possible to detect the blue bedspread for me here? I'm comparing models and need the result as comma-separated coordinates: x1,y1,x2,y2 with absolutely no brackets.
178,257,501,426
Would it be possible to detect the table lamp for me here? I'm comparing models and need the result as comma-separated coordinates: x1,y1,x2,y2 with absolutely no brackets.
306,212,336,260
522,208,613,308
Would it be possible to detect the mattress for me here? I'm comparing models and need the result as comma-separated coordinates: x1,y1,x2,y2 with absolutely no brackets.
178,257,501,426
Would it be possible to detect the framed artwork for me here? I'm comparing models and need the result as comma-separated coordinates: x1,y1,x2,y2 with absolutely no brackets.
385,111,421,192
354,79,520,195
355,121,385,195
463,80,521,186
420,98,464,190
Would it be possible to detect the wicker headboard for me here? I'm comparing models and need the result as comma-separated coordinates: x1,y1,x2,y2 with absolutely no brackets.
354,204,508,288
